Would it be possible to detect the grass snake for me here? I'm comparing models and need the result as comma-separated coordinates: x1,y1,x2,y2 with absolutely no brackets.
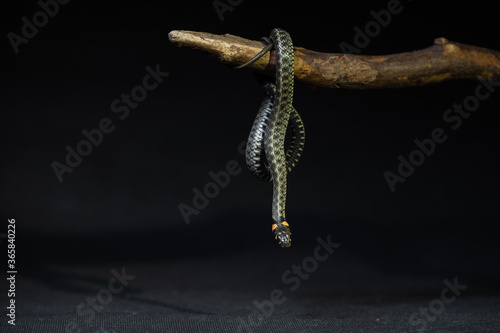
237,28,305,248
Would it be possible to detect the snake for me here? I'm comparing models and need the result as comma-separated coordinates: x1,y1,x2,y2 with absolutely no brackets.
236,28,305,248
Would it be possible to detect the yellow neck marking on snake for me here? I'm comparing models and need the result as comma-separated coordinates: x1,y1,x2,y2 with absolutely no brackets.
271,221,289,231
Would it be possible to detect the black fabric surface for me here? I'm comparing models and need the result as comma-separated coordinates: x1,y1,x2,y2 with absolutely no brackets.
2,1,500,332
11,242,500,333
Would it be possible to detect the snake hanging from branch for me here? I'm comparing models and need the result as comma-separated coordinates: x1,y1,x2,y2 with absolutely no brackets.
236,28,305,248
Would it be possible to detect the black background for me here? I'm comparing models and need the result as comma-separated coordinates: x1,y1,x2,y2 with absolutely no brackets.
1,0,500,332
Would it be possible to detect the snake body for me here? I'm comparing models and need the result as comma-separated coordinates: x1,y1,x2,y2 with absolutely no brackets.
243,29,305,248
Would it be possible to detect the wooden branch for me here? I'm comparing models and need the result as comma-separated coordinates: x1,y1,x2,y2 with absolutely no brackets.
168,30,500,89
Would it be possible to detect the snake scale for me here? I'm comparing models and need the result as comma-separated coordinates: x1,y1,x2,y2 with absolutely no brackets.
237,28,305,248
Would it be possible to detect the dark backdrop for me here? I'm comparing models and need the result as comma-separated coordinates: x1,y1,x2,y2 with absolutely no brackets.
2,1,500,332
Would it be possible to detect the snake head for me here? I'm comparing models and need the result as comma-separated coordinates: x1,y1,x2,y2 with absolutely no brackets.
272,222,291,248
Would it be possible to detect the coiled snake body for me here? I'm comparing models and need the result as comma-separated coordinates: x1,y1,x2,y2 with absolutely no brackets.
238,29,305,248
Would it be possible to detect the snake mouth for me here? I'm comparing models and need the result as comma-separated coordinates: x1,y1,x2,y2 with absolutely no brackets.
272,222,292,248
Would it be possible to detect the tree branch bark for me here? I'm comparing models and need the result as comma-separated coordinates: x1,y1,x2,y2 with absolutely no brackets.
168,30,500,89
